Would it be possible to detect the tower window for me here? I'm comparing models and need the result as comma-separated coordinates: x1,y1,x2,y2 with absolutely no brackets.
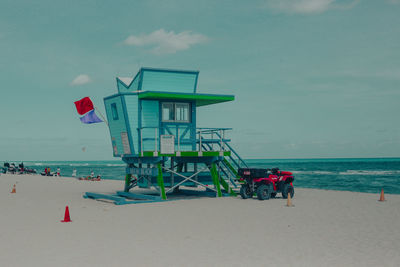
111,103,119,120
162,102,190,123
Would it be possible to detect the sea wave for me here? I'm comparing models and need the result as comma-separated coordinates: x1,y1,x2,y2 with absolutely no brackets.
292,171,336,175
339,170,400,176
23,162,125,167
33,163,71,166
291,170,400,176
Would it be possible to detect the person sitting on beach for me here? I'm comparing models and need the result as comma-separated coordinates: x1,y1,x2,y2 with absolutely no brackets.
93,175,101,181
9,163,16,174
19,162,24,173
56,167,61,177
72,169,77,177
82,171,95,180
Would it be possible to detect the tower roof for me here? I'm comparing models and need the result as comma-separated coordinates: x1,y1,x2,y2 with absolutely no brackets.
117,77,134,87
138,91,234,107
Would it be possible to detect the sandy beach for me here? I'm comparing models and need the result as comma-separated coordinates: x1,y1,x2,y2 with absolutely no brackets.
1,173,399,267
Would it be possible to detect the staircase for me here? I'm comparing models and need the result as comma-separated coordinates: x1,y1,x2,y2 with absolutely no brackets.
199,131,248,195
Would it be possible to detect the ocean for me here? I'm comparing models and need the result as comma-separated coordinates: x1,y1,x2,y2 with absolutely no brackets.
4,158,400,195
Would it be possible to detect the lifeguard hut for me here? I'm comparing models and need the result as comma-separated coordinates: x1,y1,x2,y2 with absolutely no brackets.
85,67,248,204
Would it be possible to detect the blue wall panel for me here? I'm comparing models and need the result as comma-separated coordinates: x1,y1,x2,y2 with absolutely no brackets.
141,70,197,93
117,80,126,92
141,100,159,151
104,96,129,157
124,95,139,153
141,100,159,127
130,77,139,91
117,76,140,93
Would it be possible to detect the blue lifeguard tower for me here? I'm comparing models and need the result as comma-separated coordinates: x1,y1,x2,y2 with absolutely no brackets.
85,67,248,204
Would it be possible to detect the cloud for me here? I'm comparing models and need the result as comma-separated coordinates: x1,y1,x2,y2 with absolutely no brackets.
70,74,92,86
265,0,359,14
123,29,208,54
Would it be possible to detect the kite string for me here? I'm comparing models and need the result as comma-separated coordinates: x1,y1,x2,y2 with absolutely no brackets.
94,105,109,127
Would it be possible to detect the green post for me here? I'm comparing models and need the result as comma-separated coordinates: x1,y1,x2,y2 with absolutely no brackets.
157,163,167,200
219,175,237,197
210,163,222,197
124,174,132,192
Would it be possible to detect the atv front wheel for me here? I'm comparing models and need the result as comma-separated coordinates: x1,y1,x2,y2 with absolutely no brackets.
240,184,253,199
282,184,294,199
256,184,271,200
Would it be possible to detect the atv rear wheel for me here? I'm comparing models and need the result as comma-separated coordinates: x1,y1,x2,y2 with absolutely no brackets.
282,184,294,199
256,184,270,200
240,184,253,199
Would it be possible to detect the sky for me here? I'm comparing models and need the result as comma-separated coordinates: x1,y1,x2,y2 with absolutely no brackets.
0,0,399,161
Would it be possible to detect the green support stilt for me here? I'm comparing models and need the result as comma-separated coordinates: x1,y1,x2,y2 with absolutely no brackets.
157,163,167,200
124,174,132,192
210,163,222,197
219,175,237,197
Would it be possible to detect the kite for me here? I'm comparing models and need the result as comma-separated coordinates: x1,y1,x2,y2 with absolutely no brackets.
74,97,103,124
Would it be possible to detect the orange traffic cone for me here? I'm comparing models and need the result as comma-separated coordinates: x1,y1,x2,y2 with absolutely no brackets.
379,189,385,202
61,206,72,222
11,184,16,194
286,192,293,207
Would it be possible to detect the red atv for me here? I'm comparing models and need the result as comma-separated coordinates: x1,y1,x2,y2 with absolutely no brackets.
238,168,294,200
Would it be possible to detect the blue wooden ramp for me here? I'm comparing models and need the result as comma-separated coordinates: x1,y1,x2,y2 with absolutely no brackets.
83,189,231,205
83,191,163,205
